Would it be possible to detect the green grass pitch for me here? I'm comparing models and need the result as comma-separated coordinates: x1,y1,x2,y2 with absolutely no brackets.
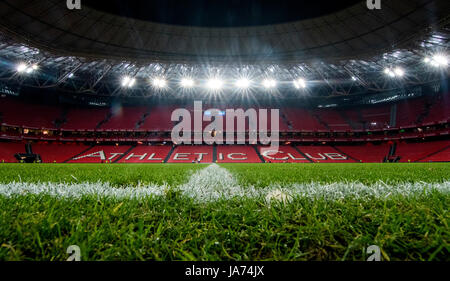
0,163,448,261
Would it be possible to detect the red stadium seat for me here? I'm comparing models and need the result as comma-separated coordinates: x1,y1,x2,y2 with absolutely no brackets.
0,142,26,163
259,145,310,163
217,145,262,163
396,140,450,162
420,147,450,162
68,145,132,163
32,143,91,163
100,107,148,130
297,146,356,163
118,146,172,163
0,97,62,129
62,107,109,131
167,146,213,163
335,143,390,163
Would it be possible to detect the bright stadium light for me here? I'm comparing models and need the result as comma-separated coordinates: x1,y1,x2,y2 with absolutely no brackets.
394,67,405,77
293,78,306,89
263,79,277,89
180,78,195,88
121,76,136,88
384,67,404,78
152,77,167,88
16,62,37,74
207,78,223,90
433,54,448,66
425,54,448,68
16,63,27,73
128,78,136,87
236,78,251,89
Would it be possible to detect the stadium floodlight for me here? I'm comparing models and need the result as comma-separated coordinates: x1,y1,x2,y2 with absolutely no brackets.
394,67,405,77
16,63,27,73
433,54,448,66
152,77,167,88
180,78,195,88
384,68,395,77
235,78,251,89
293,78,306,89
425,54,448,68
263,79,277,89
128,78,136,87
121,76,136,88
384,67,404,78
16,62,36,74
206,78,223,90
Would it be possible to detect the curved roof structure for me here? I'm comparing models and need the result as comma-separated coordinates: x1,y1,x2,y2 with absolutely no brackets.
0,0,448,64
0,0,448,100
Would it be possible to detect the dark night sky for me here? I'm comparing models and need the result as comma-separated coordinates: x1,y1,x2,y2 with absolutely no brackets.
84,0,362,27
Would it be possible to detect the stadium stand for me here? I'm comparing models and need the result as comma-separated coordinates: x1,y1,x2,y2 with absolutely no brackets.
68,145,132,163
283,108,327,131
0,142,26,163
167,146,213,163
31,143,91,163
100,106,148,131
419,146,450,162
61,107,109,131
422,94,450,125
297,146,356,163
395,140,450,162
259,145,310,163
139,106,178,131
1,94,449,133
314,109,352,132
360,105,392,130
2,140,449,164
335,143,390,163
118,145,172,163
217,145,262,163
0,92,449,163
0,97,61,129
396,98,427,128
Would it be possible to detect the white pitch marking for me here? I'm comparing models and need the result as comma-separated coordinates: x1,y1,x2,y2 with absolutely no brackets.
0,164,448,203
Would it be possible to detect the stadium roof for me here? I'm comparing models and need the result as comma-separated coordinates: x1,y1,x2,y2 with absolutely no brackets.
0,0,448,98
0,0,448,63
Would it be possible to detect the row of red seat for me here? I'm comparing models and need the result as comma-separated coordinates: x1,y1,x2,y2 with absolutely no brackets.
396,140,450,162
1,141,448,163
2,95,448,132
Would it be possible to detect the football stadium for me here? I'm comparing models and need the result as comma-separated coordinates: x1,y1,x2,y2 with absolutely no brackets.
0,0,449,265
